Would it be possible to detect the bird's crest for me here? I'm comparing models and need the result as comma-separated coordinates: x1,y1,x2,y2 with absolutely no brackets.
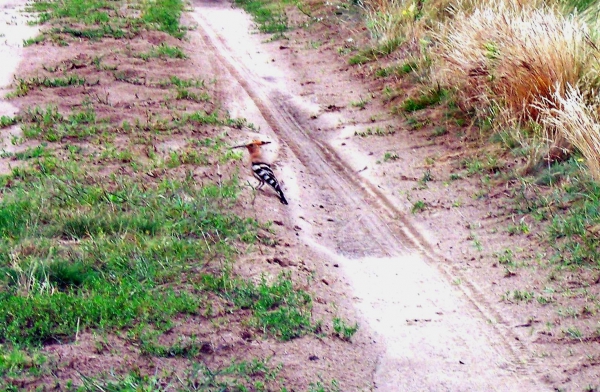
231,140,272,149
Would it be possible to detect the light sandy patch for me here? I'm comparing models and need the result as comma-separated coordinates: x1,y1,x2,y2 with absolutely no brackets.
0,0,39,172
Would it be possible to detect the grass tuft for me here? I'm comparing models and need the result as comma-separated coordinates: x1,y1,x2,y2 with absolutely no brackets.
142,0,185,38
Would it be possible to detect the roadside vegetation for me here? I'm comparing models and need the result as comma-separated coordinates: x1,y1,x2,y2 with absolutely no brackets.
350,0,600,271
0,0,356,390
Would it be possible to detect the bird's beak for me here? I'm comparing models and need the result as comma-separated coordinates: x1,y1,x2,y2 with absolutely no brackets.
230,144,247,149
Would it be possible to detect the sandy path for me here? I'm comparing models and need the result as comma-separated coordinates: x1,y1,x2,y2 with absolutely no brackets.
0,0,38,165
189,0,545,390
0,0,37,106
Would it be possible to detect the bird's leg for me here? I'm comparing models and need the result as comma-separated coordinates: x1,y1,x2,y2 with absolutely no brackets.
256,179,265,190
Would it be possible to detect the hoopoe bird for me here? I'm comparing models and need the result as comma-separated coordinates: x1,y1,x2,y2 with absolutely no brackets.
231,140,289,205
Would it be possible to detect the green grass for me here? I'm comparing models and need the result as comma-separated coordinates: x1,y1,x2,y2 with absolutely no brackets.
142,0,185,38
27,0,115,24
401,88,448,112
135,43,187,61
79,358,284,390
175,88,211,102
23,35,46,46
1,145,51,161
0,116,16,128
202,272,314,341
354,126,395,137
460,155,501,176
52,24,127,40
349,37,403,65
547,176,600,265
375,61,418,78
26,0,185,40
0,160,258,346
17,105,101,142
383,151,399,162
234,0,289,34
511,290,535,302
350,96,370,109
8,75,89,98
411,200,427,213
332,317,358,341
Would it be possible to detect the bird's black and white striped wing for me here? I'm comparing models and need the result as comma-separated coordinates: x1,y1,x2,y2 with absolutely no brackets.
251,162,288,205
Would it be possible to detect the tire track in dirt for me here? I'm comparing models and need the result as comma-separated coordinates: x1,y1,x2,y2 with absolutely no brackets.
189,1,545,389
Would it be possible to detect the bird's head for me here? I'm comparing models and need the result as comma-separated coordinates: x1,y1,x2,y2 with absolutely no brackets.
230,140,272,150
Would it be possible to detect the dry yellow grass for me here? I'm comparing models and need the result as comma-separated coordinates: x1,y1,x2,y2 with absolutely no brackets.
429,0,600,170
433,0,599,122
361,0,418,42
360,0,468,42
360,0,600,173
537,85,600,180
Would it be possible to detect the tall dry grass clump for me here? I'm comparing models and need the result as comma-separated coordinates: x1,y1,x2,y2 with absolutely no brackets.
433,1,600,123
360,0,421,42
360,0,476,43
537,86,600,180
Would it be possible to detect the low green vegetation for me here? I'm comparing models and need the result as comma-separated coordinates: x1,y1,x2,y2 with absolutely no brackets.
0,0,358,389
135,43,187,61
141,0,186,38
332,317,359,341
25,0,186,44
0,115,16,128
375,61,417,78
546,173,600,265
411,200,427,214
233,0,289,34
78,358,284,390
7,75,90,98
349,37,403,65
354,126,395,137
401,88,448,112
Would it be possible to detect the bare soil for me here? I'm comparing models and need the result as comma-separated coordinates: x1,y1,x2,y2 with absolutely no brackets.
2,0,600,390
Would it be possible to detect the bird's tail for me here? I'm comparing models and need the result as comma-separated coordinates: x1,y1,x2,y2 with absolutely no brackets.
277,189,288,205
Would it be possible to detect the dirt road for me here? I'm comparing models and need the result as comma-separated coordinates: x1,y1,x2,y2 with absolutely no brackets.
189,1,544,390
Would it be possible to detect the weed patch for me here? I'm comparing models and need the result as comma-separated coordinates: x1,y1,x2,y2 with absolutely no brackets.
142,0,185,38
135,43,187,61
349,37,403,65
202,272,314,341
547,177,600,265
401,88,448,112
80,358,284,390
234,0,289,34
